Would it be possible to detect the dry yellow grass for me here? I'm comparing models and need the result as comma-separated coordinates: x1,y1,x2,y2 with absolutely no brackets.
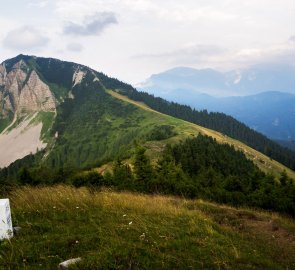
2,185,295,269
11,185,191,217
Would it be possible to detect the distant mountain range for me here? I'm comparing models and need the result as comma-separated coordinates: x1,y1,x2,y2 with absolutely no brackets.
139,64,295,96
138,65,295,142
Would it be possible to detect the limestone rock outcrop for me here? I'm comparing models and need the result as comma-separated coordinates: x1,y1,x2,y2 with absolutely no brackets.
0,60,56,118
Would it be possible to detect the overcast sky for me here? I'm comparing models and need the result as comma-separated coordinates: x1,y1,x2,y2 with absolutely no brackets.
1,0,295,84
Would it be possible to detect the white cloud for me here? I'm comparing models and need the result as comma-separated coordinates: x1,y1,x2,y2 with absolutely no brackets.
133,41,295,74
63,12,118,36
134,44,227,64
66,43,83,52
3,26,49,51
29,0,49,8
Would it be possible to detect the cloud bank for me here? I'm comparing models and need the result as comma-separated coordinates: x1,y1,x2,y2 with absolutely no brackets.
3,26,49,51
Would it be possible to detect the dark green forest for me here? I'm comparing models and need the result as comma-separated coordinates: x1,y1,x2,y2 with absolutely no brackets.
109,135,295,216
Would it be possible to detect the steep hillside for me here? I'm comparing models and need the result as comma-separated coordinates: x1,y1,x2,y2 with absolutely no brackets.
109,90,295,180
108,81,295,171
1,186,294,269
0,57,57,167
0,113,51,168
0,55,294,177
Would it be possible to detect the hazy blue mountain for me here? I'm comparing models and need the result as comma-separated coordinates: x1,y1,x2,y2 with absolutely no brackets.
200,92,295,141
139,64,295,96
141,67,226,95
139,65,295,140
276,140,295,151
224,63,295,95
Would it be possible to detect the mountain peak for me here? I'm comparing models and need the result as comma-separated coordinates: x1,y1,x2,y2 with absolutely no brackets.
2,54,33,66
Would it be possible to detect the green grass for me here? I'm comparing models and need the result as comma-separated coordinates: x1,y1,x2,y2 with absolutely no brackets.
0,186,294,269
44,86,198,168
30,111,55,143
5,115,28,132
0,117,12,133
48,83,69,103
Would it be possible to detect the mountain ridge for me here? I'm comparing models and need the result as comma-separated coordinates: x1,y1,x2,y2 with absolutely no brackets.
0,55,294,175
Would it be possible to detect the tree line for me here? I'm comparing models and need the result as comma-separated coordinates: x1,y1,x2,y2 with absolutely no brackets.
3,135,294,217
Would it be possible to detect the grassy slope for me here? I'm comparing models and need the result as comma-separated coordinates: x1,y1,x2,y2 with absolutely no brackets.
108,90,295,180
1,186,294,269
45,85,184,168
0,118,12,134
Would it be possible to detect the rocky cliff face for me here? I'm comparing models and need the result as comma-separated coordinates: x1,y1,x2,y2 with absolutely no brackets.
0,59,58,167
0,60,56,119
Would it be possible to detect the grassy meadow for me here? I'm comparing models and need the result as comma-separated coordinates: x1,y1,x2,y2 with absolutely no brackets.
0,185,294,269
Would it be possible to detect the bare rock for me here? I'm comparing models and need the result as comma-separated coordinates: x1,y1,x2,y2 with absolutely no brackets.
72,68,86,88
0,60,56,118
18,70,56,113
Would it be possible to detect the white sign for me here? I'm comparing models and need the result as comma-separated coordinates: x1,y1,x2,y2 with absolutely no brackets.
0,199,13,240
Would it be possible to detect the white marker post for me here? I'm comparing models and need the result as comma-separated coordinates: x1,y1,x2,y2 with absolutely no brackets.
0,199,13,240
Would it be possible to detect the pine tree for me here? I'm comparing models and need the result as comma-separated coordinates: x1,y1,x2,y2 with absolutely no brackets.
133,146,153,190
18,167,34,185
112,159,134,189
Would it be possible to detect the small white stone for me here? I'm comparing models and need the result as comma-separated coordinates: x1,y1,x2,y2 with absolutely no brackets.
13,226,22,234
58,257,82,269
